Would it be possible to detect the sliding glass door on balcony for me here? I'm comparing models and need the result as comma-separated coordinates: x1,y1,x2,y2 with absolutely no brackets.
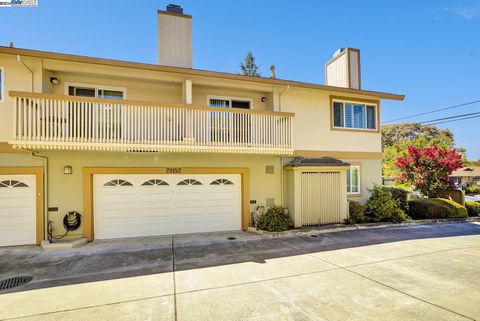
208,98,252,145
65,86,126,142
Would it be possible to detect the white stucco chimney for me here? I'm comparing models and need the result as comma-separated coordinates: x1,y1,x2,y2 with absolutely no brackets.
157,4,192,68
325,48,361,89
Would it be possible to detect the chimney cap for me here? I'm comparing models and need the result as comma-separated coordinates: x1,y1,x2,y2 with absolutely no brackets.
166,4,183,14
158,4,191,18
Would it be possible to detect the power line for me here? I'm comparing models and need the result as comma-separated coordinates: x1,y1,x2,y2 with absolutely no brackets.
382,99,480,124
426,114,480,126
419,111,480,124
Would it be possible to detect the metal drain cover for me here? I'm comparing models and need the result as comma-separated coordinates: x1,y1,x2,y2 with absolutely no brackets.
0,276,33,291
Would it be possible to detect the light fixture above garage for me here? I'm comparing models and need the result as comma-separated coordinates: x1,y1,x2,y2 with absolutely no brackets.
63,165,73,175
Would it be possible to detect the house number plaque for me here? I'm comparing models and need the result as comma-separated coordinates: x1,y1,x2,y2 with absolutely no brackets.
166,167,182,174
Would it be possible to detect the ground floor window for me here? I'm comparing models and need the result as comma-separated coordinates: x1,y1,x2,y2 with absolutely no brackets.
347,165,360,194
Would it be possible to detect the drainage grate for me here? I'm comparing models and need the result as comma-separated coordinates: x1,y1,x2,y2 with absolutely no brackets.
0,276,33,291
227,237,237,240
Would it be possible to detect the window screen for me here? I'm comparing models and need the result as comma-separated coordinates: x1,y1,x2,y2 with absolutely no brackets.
367,105,376,129
68,86,96,97
98,89,123,100
232,100,250,109
333,102,343,127
209,99,230,107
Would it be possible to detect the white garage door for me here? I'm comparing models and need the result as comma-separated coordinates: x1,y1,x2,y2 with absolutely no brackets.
0,175,36,246
93,174,242,239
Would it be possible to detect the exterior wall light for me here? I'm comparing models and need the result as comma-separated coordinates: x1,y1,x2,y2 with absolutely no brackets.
261,97,267,102
63,165,73,175
50,77,59,85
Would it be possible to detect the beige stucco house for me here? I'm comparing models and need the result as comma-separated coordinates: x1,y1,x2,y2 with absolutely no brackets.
0,5,404,246
449,167,480,187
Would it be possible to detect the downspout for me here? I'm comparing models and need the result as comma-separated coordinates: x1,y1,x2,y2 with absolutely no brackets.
280,156,284,206
17,55,34,92
31,152,48,241
278,85,290,206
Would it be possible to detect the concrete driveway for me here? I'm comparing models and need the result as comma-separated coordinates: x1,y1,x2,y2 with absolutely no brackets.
0,223,480,321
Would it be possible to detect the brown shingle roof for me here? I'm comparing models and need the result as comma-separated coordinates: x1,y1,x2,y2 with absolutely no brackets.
450,167,480,177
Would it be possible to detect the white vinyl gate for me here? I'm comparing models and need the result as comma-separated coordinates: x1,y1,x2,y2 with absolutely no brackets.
93,174,241,239
301,172,342,226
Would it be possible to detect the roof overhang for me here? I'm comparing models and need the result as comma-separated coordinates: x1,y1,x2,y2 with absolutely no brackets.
0,46,405,101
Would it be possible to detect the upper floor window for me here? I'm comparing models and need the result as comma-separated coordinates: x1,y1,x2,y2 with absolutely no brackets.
0,66,4,102
67,83,125,100
208,96,251,109
332,100,377,131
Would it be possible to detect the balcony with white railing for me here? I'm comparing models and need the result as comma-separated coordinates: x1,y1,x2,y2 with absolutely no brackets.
8,92,294,155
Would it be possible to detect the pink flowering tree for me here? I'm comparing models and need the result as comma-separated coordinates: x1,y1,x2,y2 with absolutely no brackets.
394,146,463,197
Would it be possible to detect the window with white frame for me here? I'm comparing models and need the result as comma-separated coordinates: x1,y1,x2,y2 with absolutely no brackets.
0,66,4,102
347,165,360,194
333,100,377,130
208,97,251,109
67,84,125,100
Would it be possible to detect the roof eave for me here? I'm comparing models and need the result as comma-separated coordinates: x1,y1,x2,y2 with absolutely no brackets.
0,46,405,101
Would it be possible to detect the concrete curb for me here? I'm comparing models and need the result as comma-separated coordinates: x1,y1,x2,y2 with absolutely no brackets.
248,217,480,238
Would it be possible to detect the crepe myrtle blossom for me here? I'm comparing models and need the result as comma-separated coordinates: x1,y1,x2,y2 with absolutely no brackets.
394,146,463,197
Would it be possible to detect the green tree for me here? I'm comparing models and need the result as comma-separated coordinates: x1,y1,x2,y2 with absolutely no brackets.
381,123,466,179
239,51,261,77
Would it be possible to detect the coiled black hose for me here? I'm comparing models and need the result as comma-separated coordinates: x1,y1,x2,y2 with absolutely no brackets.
47,211,82,242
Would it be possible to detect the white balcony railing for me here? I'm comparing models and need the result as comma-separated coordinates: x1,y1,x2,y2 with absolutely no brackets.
9,92,294,155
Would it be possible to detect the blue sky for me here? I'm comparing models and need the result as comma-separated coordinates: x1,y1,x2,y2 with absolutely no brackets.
1,0,479,159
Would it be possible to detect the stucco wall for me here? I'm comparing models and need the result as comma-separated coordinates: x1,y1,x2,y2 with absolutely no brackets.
282,88,382,153
344,158,383,203
0,54,44,141
35,152,282,238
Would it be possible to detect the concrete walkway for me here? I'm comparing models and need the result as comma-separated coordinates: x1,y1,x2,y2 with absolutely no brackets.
0,223,480,320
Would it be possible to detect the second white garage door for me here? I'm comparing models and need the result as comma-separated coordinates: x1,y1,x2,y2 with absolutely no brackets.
93,174,242,239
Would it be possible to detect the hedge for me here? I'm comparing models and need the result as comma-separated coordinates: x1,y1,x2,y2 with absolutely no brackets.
465,201,480,217
464,185,480,195
408,198,468,219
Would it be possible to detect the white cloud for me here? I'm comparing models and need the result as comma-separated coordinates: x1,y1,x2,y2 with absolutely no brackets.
446,2,480,20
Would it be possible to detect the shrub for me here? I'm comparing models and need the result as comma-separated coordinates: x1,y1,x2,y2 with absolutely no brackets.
433,198,467,218
345,201,366,224
365,185,409,223
465,201,480,217
382,186,410,212
408,198,468,219
464,185,480,195
408,199,452,219
256,206,293,232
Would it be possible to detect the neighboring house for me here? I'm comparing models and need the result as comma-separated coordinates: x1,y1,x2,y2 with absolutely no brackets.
0,5,404,246
449,167,480,187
